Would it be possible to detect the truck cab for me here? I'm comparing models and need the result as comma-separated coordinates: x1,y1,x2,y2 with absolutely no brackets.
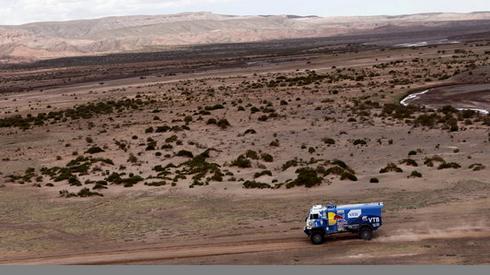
304,202,383,245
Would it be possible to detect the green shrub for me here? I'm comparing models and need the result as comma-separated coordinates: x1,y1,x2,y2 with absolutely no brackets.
320,160,356,181
400,159,418,167
68,176,82,186
282,159,298,171
254,170,273,178
380,163,403,173
165,135,178,143
85,146,104,154
258,115,268,122
176,150,194,158
408,171,422,178
270,139,280,147
184,116,193,124
231,155,252,168
469,163,485,171
122,175,144,187
245,150,259,160
243,129,257,135
161,144,173,150
250,106,260,113
78,188,103,197
424,155,445,167
59,190,77,198
286,167,323,188
217,119,231,129
243,181,271,189
93,181,108,190
330,159,350,171
105,172,121,182
178,150,222,184
146,139,157,151
59,188,103,198
145,181,167,186
438,162,461,170
340,171,358,181
322,138,335,145
353,139,367,146
210,170,224,182
205,104,224,111
155,125,171,133
408,150,417,156
261,153,274,162
128,153,138,163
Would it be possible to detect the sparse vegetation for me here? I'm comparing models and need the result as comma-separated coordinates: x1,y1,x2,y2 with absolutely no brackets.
400,159,418,167
176,150,194,158
231,155,252,168
260,153,274,163
408,171,422,178
286,167,323,188
177,150,222,186
380,163,403,173
85,146,105,154
469,163,485,171
243,180,271,189
438,162,461,170
59,188,103,198
254,170,272,178
322,138,335,145
424,155,445,167
0,98,151,130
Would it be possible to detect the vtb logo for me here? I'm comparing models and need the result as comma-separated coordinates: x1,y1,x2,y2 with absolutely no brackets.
362,216,380,223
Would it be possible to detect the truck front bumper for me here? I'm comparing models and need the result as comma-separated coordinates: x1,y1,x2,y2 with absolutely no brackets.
304,227,311,236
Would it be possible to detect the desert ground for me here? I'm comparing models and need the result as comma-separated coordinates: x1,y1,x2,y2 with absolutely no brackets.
0,33,489,264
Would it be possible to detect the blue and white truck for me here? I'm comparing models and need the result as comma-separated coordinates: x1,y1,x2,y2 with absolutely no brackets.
304,202,384,244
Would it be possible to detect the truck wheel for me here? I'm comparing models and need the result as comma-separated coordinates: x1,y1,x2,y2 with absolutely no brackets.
310,232,324,245
359,227,373,240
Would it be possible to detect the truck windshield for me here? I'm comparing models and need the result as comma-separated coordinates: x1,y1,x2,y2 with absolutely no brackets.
309,214,319,220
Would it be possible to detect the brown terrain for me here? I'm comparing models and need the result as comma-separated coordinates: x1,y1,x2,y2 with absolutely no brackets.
2,11,490,63
0,13,489,265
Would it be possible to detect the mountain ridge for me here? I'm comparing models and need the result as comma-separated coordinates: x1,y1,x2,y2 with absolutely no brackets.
2,11,490,63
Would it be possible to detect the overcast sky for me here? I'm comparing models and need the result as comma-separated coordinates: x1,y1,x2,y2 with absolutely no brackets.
2,0,490,25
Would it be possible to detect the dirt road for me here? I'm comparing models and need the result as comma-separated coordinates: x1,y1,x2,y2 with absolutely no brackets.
1,225,488,265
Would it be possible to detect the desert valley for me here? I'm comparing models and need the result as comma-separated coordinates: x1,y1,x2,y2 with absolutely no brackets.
0,12,489,264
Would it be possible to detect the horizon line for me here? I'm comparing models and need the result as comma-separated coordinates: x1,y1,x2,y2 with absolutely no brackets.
3,10,490,26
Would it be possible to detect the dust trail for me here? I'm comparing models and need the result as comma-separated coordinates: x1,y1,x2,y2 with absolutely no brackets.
376,221,490,242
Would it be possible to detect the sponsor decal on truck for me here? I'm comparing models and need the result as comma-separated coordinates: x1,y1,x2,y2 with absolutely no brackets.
347,209,361,218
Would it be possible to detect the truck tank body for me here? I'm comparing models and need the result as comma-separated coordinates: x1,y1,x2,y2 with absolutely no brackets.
337,202,383,220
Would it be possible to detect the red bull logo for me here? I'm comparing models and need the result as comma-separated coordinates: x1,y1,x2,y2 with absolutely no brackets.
328,212,345,225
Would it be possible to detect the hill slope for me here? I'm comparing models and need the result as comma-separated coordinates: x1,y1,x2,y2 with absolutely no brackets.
2,11,490,62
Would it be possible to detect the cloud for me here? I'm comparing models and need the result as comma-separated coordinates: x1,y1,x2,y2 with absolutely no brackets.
0,0,235,25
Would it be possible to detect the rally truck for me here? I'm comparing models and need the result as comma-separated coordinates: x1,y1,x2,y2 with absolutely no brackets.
304,202,383,244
